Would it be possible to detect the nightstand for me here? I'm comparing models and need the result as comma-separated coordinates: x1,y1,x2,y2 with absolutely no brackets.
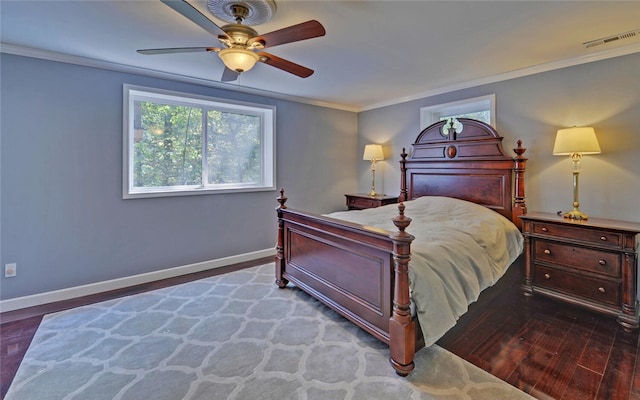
520,212,640,330
345,193,399,210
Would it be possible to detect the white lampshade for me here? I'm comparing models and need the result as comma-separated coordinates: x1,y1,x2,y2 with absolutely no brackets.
553,127,601,155
363,144,384,161
218,48,260,73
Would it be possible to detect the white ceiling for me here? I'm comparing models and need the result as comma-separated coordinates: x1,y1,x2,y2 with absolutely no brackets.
2,1,640,111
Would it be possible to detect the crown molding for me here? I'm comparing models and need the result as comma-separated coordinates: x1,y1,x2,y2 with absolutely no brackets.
0,43,359,113
2,41,639,113
360,42,640,112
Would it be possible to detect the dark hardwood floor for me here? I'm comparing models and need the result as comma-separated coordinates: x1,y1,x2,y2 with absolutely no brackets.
2,256,639,399
437,257,640,400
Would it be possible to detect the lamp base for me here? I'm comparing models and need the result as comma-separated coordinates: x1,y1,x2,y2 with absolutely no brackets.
562,209,589,220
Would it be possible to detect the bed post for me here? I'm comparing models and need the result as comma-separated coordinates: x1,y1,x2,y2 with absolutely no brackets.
512,140,528,229
275,189,289,288
388,203,416,376
399,148,408,202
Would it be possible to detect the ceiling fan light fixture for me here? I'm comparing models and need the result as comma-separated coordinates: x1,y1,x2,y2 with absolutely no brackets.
218,47,260,73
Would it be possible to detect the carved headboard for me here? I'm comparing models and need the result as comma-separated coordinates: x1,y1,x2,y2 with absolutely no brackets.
399,118,527,229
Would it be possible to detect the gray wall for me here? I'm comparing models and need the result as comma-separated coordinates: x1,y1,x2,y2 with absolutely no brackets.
3,51,639,302
0,54,358,300
359,52,640,222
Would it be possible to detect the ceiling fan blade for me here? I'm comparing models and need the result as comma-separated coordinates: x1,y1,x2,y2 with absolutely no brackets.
221,67,239,82
161,0,228,38
258,52,314,78
248,20,325,49
137,47,219,55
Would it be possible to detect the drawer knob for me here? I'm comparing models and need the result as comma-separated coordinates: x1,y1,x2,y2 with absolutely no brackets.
541,227,548,232
598,259,607,266
544,273,551,279
544,249,551,255
598,287,606,293
600,236,607,241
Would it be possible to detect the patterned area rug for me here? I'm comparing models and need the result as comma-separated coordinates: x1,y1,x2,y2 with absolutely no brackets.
6,264,533,400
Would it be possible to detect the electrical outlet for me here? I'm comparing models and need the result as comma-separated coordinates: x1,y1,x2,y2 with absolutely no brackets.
5,263,17,278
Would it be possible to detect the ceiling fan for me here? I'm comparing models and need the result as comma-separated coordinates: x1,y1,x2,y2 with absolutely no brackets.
137,0,326,81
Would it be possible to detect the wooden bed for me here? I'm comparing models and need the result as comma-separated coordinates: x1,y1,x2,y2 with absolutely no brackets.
275,118,527,376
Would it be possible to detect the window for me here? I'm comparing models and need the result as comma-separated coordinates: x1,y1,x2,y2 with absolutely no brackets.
420,94,495,130
123,85,275,198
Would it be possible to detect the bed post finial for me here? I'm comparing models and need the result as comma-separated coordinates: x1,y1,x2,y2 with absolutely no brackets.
276,188,288,210
392,203,411,234
513,140,528,228
400,148,408,202
389,202,416,376
275,188,289,288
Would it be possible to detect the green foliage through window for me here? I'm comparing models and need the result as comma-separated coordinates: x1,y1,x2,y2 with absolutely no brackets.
134,102,203,188
124,86,275,198
207,110,260,185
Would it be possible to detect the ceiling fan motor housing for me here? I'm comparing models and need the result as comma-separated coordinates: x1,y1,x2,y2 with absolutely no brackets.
219,23,261,48
207,0,277,26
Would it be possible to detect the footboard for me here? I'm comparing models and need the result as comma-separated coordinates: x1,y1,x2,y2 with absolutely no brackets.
275,190,418,376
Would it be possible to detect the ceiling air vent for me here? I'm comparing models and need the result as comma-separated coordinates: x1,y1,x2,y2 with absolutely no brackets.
583,29,640,48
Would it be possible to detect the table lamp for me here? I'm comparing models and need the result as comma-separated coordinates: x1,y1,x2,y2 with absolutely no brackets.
363,144,384,196
553,126,601,220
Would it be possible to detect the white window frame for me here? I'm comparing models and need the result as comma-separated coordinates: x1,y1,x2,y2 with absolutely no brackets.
123,84,276,199
420,94,495,130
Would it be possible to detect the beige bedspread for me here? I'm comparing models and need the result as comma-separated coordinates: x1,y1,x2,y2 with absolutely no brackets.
325,196,523,346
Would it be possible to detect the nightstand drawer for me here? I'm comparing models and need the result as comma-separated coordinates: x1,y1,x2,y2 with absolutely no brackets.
532,221,622,248
534,265,620,306
345,194,399,210
533,239,621,277
347,197,378,209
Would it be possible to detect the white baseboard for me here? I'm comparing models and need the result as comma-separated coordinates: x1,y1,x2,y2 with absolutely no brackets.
0,249,275,313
